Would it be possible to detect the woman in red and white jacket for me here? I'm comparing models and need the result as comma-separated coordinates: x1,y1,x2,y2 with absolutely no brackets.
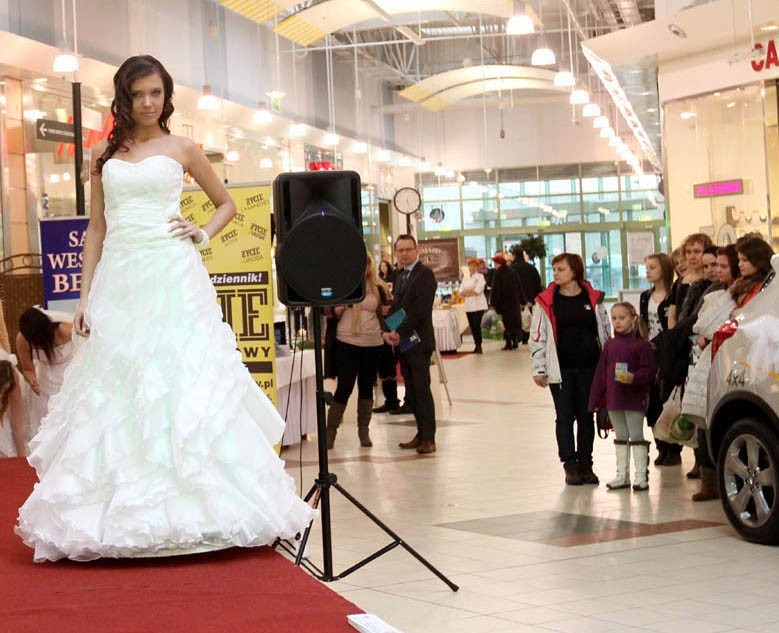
530,253,610,486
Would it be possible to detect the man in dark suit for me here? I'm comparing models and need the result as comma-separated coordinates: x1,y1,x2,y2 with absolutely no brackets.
510,246,542,344
382,234,438,454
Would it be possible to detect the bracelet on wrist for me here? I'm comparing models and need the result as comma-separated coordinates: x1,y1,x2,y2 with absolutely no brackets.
196,228,210,249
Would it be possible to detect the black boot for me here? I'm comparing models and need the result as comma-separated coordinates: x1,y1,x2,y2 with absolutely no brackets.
563,461,583,485
579,462,600,485
653,441,668,466
373,378,400,413
473,344,483,354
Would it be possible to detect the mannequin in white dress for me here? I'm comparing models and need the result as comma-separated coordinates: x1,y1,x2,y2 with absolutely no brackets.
16,55,315,562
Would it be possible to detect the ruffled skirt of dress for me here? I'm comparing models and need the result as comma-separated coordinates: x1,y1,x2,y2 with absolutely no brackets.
15,238,316,562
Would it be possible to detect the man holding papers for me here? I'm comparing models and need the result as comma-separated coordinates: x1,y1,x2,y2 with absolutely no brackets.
382,235,438,454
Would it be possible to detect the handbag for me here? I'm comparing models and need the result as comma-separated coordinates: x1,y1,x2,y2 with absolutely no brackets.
596,407,612,439
521,305,532,331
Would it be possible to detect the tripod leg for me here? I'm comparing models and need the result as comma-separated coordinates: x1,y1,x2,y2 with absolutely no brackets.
333,482,459,592
294,483,323,566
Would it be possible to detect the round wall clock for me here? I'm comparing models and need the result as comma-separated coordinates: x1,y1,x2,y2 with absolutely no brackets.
393,187,422,215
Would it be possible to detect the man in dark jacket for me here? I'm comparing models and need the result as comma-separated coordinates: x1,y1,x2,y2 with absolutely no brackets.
383,235,438,454
511,246,542,344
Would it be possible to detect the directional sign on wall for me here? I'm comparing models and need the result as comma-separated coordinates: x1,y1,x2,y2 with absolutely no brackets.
36,119,75,143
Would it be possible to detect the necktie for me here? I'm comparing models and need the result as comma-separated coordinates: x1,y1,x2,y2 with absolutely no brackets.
396,269,410,298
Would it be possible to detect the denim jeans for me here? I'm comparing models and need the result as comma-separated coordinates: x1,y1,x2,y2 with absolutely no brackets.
550,366,596,465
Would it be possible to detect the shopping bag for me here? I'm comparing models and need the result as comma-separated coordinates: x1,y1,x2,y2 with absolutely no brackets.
654,387,698,448
481,308,505,340
521,306,532,331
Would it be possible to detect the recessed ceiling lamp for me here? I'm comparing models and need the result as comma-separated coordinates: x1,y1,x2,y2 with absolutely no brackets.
323,130,340,146
531,47,555,66
253,101,272,125
289,123,306,138
582,103,601,117
506,3,534,35
53,52,79,73
259,157,273,169
352,141,368,154
197,84,218,111
23,109,46,121
569,89,590,105
553,70,575,88
593,115,609,129
376,149,392,163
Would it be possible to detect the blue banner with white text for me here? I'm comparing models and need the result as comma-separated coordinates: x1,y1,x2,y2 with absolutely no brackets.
39,217,89,307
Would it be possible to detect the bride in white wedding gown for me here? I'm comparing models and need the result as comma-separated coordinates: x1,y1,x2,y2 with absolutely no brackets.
16,55,316,562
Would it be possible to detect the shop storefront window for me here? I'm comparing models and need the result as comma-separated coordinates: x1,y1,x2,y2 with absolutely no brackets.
418,161,666,297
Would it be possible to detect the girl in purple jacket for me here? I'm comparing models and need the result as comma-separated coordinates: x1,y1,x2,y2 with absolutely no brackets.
589,303,656,491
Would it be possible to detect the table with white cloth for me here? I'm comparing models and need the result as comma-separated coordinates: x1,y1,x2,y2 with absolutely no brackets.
275,349,317,446
432,307,465,352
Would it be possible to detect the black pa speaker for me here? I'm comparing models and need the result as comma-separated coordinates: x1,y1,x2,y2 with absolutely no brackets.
273,170,367,307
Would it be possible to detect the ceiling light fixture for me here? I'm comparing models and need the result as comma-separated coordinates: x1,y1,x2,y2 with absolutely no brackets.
53,0,79,73
680,111,696,119
253,101,272,125
434,162,447,177
553,70,576,88
600,126,615,139
259,157,273,169
569,89,590,105
593,115,609,129
582,103,601,117
225,150,240,162
531,47,556,66
506,2,534,36
323,130,340,146
197,84,218,111
289,123,306,138
376,149,392,163
398,155,413,167
352,141,368,154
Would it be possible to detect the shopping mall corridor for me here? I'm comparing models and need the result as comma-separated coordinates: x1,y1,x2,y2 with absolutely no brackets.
281,338,779,633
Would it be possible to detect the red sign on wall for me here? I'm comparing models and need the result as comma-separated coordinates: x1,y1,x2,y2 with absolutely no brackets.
752,39,779,72
693,179,744,198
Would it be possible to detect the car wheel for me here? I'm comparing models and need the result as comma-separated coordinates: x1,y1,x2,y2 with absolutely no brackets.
718,418,779,545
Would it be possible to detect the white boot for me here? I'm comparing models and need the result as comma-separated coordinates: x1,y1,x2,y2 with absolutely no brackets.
607,440,631,490
631,441,650,491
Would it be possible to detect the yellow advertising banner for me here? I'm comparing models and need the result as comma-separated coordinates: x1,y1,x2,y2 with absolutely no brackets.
180,184,277,406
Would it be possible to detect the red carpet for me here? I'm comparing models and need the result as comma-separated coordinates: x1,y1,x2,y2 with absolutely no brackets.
0,458,360,633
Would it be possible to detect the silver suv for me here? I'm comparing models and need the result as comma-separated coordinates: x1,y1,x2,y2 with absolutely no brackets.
707,254,779,544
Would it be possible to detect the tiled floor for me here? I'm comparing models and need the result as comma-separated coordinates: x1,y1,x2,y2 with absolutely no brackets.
280,338,779,633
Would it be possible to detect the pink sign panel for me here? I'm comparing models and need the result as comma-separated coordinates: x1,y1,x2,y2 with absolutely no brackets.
693,179,743,198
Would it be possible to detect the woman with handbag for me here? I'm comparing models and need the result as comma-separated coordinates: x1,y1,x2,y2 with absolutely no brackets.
325,253,391,449
530,253,610,486
588,303,655,491
639,253,680,467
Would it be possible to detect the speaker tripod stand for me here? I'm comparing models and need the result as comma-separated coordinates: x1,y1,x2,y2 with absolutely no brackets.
277,307,458,592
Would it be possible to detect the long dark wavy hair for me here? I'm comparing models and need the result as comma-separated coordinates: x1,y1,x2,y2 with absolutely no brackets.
19,308,60,363
729,236,775,303
95,55,175,174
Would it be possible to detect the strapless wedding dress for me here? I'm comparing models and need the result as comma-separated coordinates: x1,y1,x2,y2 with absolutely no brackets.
16,155,316,562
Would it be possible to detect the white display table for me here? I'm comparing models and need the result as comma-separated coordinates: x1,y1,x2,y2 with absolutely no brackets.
275,349,317,446
432,308,462,352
